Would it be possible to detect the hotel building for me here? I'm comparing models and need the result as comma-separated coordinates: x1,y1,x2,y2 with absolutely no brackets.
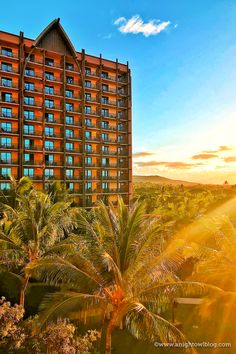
0,19,132,207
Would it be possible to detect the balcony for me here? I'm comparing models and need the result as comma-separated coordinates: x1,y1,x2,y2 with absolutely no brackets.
0,144,18,149
0,82,18,89
101,74,116,82
85,83,99,90
0,174,11,180
101,112,117,119
85,109,99,116
23,131,42,137
24,115,42,122
0,67,18,74
24,100,42,107
101,150,117,156
65,175,81,180
102,175,117,180
0,128,18,134
85,188,97,193
85,96,99,103
24,145,42,151
102,99,116,106
0,159,18,165
45,161,61,166
85,71,99,78
85,136,100,142
0,98,18,104
24,72,42,79
24,160,42,166
102,188,118,193
45,146,62,152
102,87,116,94
0,113,18,119
0,50,18,59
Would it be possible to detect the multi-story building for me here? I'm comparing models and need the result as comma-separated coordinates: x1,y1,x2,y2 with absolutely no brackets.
0,18,132,207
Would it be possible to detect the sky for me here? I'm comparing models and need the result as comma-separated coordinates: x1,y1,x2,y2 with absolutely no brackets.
1,0,236,184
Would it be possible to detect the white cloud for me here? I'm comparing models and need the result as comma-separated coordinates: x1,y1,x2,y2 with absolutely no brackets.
114,15,171,37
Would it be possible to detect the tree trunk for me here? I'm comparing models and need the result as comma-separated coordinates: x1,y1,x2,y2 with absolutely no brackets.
19,274,30,308
105,319,114,354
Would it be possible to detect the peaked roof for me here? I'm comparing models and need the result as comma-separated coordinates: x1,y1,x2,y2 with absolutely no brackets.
33,18,78,57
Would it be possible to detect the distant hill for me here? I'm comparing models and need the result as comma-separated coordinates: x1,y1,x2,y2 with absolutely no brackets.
133,175,199,186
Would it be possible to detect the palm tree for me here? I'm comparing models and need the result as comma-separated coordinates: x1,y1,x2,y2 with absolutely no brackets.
0,189,79,307
0,176,33,208
45,180,73,203
27,198,222,354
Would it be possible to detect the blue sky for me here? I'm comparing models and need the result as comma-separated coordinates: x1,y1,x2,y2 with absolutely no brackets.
1,0,236,183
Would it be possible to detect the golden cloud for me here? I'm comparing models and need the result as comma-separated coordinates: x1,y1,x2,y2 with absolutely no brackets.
192,153,218,160
135,160,202,169
203,146,232,154
133,151,156,158
223,156,236,163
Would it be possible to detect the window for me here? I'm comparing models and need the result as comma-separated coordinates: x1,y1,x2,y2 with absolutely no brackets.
102,182,109,190
29,54,35,62
45,99,54,108
0,152,11,163
24,139,31,149
24,110,34,120
24,125,34,135
0,183,11,190
102,96,109,104
25,68,34,77
85,144,92,152
24,153,30,163
85,80,91,88
85,182,92,191
85,106,91,114
102,133,109,141
118,111,123,119
66,116,74,125
101,71,108,79
101,109,109,117
1,167,11,177
65,90,73,98
1,78,12,87
45,127,54,137
2,93,12,102
85,131,91,140
85,118,91,126
118,135,123,142
85,157,92,165
45,155,54,165
1,137,12,148
85,170,92,177
102,158,109,166
68,182,74,190
66,169,73,178
1,63,12,72
118,100,123,107
45,58,54,67
118,123,123,131
66,142,73,151
25,82,35,91
45,169,54,178
1,107,12,117
44,141,54,151
1,47,12,57
102,145,109,153
66,103,74,112
66,63,74,71
102,170,109,177
66,76,74,84
66,156,73,165
1,122,12,132
85,67,91,75
85,93,91,101
45,113,54,123
45,86,54,95
45,72,54,81
24,96,34,105
102,84,108,92
66,129,73,138
101,121,109,129
23,168,34,177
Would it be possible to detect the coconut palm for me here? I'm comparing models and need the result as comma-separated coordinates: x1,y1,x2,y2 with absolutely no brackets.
0,189,79,307
0,176,33,208
27,197,222,354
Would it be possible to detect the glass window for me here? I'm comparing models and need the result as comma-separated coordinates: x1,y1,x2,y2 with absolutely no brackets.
1,77,12,87
45,169,54,177
102,158,109,166
0,183,11,190
45,113,54,122
1,137,12,148
65,90,73,98
85,131,91,139
102,84,108,92
45,155,54,165
45,58,54,67
1,47,12,57
0,152,11,163
85,106,91,114
24,96,34,105
45,86,54,95
85,80,91,88
85,157,92,165
85,118,91,126
102,96,109,104
25,68,34,77
24,153,30,162
23,168,34,177
66,76,74,84
44,141,54,151
1,167,11,176
24,110,34,120
2,92,12,102
101,109,109,117
24,139,31,149
65,129,73,138
66,63,74,70
101,121,109,129
66,169,73,178
45,99,54,108
85,182,92,190
101,71,108,79
66,142,73,151
68,182,74,190
102,182,109,190
85,144,92,152
1,107,12,117
66,156,73,165
45,127,54,136
24,125,34,135
102,170,109,177
102,145,109,153
85,93,91,101
1,63,12,72
66,116,74,125
66,103,73,111
1,122,12,132
102,133,109,141
85,67,91,75
25,82,35,91
85,169,92,177
45,72,54,80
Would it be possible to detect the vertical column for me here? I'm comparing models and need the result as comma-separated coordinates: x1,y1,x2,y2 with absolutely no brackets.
99,54,103,203
62,55,66,184
18,31,24,180
127,62,132,206
116,59,119,203
81,49,86,207
42,49,46,188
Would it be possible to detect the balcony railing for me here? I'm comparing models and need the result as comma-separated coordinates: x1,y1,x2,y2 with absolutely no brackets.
0,144,18,149
1,50,18,59
0,159,18,165
0,113,18,119
24,145,43,151
0,128,18,134
0,82,18,89
0,67,18,74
